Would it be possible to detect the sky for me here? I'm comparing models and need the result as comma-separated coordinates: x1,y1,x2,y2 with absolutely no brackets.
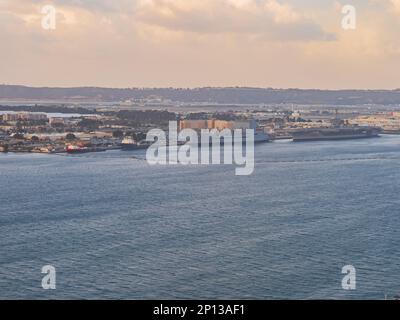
0,0,400,89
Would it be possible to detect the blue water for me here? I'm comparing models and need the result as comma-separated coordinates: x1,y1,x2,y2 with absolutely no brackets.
1,135,400,299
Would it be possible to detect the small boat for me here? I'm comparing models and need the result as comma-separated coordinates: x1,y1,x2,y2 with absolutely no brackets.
66,144,90,154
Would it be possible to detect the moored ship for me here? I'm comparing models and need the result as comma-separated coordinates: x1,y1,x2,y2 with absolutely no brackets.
120,137,152,151
122,130,270,150
254,130,270,143
292,127,381,142
66,144,106,154
196,129,270,146
66,144,92,153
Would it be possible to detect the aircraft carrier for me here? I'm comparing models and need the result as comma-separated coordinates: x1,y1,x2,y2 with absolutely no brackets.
292,127,381,142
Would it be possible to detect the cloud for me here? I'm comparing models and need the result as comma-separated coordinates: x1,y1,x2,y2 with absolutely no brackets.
390,0,400,13
0,0,399,89
0,0,334,42
133,0,334,41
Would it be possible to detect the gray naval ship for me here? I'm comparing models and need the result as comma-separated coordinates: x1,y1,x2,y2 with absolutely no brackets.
291,126,381,142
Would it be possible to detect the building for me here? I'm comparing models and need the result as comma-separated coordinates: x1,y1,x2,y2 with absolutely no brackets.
179,120,208,130
1,113,47,122
348,112,400,132
2,114,18,122
49,117,65,126
17,113,47,121
179,119,257,131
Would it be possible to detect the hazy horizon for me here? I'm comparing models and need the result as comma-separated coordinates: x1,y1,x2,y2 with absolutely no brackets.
2,84,400,91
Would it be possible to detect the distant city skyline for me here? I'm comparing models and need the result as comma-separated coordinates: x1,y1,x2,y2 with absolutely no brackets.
1,0,400,89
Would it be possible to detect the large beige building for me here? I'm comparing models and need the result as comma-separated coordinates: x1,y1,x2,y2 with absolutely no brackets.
179,119,256,131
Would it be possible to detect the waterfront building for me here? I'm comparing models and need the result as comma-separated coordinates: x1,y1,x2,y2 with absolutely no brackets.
49,117,65,126
179,119,257,131
348,113,400,132
1,113,47,122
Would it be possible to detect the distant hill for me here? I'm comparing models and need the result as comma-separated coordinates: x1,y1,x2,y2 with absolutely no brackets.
1,85,400,105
